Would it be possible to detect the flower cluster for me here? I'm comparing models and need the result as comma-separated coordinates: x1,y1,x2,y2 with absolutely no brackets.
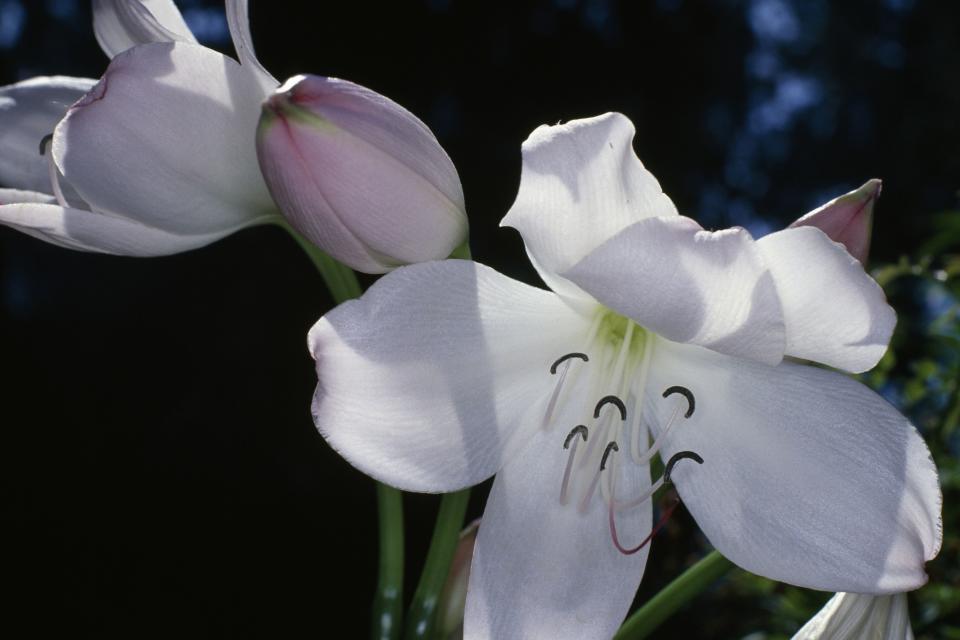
0,2,943,639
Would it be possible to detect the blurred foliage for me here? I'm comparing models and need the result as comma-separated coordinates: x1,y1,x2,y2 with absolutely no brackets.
698,211,960,639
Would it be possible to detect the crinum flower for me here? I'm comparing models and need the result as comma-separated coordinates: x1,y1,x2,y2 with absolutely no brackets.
793,592,915,639
308,113,941,639
0,0,279,255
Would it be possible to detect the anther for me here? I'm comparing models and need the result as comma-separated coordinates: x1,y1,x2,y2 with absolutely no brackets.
662,386,696,418
550,352,588,374
560,425,588,505
663,450,704,484
563,425,588,449
38,133,53,156
600,442,619,470
594,395,626,421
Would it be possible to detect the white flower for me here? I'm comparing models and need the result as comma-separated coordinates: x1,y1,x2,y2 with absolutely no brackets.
793,592,914,639
0,0,278,255
308,113,942,639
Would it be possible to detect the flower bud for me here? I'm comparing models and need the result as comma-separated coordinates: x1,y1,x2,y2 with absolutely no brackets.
257,74,468,274
435,519,480,640
789,179,880,264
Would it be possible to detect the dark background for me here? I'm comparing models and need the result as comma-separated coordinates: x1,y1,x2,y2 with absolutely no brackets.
1,1,958,638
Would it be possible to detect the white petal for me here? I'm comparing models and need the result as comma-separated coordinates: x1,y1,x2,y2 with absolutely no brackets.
757,226,895,373
793,592,914,640
0,202,234,255
226,0,278,94
309,259,594,492
564,216,786,364
92,0,197,58
646,339,942,593
465,425,650,640
0,189,56,205
501,112,677,299
0,76,96,194
53,42,276,236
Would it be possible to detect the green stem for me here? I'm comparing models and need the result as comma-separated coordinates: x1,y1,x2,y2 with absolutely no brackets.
373,483,405,640
286,224,363,301
614,550,735,640
403,489,471,640
283,223,404,640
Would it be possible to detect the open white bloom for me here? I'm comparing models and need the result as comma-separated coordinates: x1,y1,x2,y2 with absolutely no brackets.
0,0,278,255
793,592,914,639
309,113,941,639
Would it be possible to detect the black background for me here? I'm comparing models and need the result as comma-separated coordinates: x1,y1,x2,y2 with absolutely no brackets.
1,1,958,637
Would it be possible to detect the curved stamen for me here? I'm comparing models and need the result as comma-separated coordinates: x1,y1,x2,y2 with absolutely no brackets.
543,353,589,430
38,133,53,156
40,134,69,208
563,425,588,449
664,450,704,483
594,395,627,421
600,441,619,470
550,352,589,374
662,385,696,418
560,425,588,505
607,450,704,555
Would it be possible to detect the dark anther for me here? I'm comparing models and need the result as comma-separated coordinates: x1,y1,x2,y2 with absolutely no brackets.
662,385,696,418
550,352,589,374
563,425,588,449
38,133,53,156
663,450,704,484
593,395,626,421
600,442,619,470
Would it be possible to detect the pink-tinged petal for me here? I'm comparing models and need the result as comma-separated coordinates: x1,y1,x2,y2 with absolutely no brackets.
789,179,880,264
757,226,895,373
0,202,236,255
465,426,650,640
257,75,468,274
226,0,278,94
92,0,197,58
53,42,277,236
563,215,786,365
647,339,942,593
501,112,678,301
309,260,593,492
0,76,95,194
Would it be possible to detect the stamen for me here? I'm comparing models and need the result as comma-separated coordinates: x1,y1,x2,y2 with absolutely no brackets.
542,353,589,430
559,425,588,505
664,450,704,483
630,386,698,466
600,441,619,470
629,340,655,462
607,450,704,555
563,425,588,449
662,386,696,418
38,133,53,156
550,352,589,375
593,395,626,421
41,134,69,208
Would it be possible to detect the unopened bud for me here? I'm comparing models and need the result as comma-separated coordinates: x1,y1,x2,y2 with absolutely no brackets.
436,519,480,640
789,179,880,264
257,74,468,273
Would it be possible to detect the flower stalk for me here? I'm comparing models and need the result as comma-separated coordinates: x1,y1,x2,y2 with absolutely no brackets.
614,550,735,640
286,223,406,639
404,489,471,640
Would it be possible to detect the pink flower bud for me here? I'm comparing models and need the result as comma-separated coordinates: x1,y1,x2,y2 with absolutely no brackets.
436,519,480,640
789,179,881,264
257,74,468,274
